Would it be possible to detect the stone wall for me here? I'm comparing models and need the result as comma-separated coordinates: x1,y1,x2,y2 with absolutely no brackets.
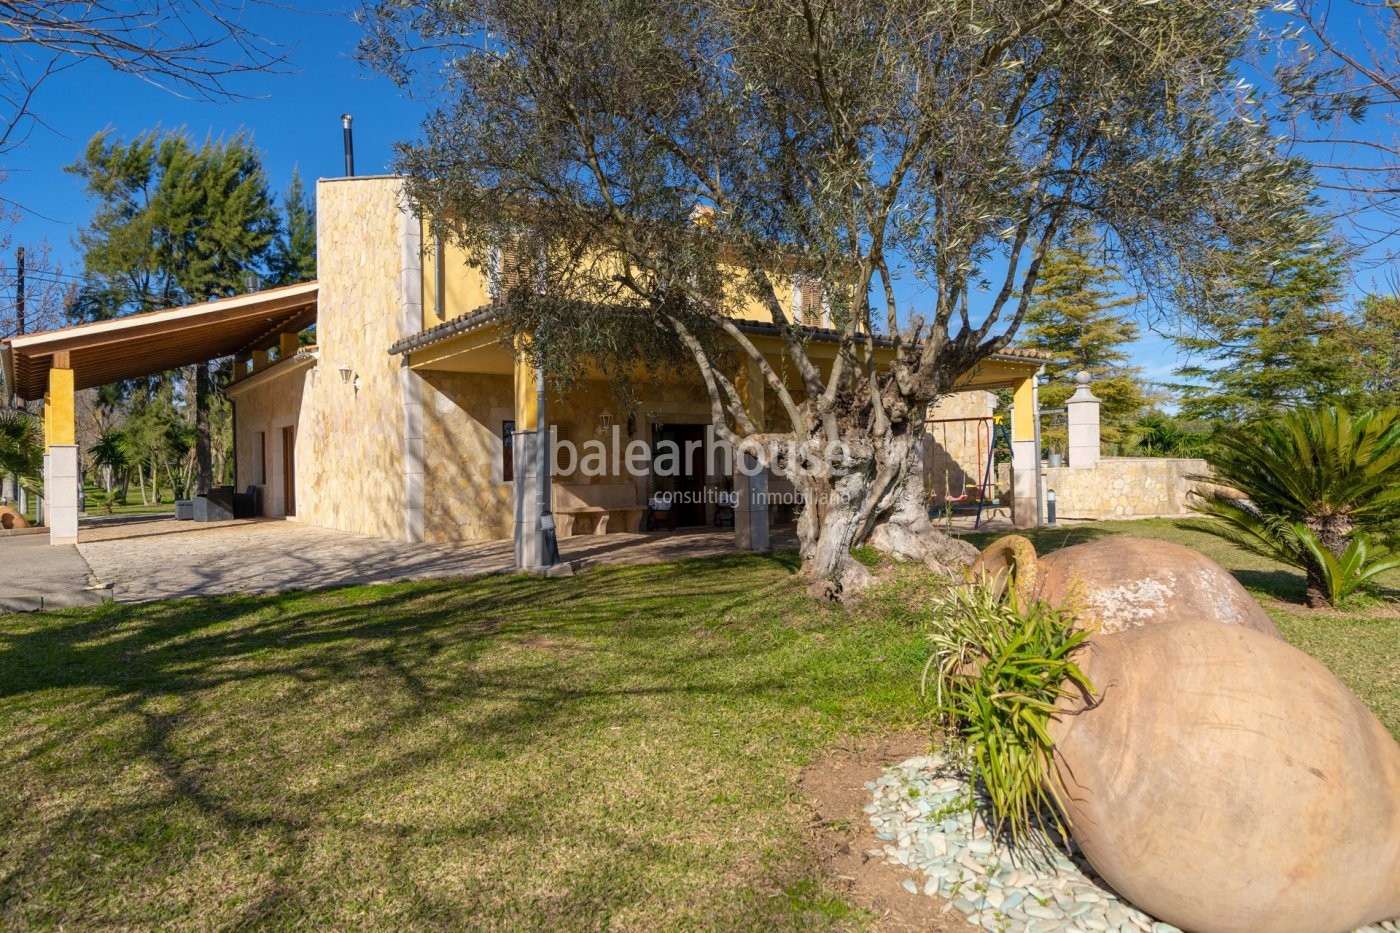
419,370,516,541
416,370,715,543
230,358,311,517
233,177,422,540
1043,457,1210,521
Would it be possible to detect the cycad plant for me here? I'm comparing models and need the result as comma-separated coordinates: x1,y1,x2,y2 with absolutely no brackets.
0,408,43,492
1187,406,1400,607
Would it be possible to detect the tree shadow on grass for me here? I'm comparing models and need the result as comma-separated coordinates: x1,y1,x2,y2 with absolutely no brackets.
0,549,838,926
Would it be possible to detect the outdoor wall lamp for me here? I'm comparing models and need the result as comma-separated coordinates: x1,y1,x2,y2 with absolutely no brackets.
338,365,353,385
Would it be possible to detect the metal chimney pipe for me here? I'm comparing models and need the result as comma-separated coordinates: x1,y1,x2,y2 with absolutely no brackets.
341,114,355,177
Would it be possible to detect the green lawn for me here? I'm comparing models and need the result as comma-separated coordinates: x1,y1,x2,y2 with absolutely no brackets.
81,483,177,517
0,520,1394,927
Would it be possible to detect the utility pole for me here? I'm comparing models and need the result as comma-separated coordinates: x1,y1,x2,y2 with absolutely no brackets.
15,245,24,337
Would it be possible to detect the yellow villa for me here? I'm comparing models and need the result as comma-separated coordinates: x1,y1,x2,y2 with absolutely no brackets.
2,176,1048,550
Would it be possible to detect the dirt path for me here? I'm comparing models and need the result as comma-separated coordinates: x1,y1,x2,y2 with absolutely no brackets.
800,732,977,932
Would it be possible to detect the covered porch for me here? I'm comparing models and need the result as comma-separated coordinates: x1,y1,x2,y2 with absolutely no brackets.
0,282,318,545
389,309,1049,565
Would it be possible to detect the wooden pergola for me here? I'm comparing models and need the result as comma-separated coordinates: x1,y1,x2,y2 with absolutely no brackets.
1,281,317,544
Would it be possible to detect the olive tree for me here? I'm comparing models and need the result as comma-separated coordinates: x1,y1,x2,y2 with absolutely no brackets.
360,0,1309,597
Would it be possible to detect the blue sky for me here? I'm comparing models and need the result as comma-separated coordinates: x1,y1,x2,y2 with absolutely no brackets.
0,3,1386,394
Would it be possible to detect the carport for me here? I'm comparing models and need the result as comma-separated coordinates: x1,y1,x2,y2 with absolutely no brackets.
1,282,317,544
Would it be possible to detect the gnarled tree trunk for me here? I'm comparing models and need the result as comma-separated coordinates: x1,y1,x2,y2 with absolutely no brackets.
792,411,977,600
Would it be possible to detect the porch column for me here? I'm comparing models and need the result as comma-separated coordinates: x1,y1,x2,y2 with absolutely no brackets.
512,354,556,570
1010,373,1039,529
44,357,79,545
1066,371,1101,469
734,357,769,551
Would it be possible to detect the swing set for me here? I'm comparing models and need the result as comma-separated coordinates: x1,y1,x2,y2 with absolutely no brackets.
926,414,1013,529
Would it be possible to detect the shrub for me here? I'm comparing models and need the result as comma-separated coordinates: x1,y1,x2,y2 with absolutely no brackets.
923,582,1093,845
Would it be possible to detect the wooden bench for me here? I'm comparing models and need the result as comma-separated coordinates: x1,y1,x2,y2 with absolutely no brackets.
553,484,646,537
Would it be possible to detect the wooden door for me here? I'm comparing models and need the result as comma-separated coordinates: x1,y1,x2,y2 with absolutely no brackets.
281,425,297,516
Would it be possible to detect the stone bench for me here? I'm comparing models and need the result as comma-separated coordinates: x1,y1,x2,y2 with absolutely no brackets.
553,483,645,537
554,505,646,537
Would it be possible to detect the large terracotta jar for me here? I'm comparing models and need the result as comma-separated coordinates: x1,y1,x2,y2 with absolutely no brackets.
971,535,1280,637
1050,623,1400,933
0,506,29,530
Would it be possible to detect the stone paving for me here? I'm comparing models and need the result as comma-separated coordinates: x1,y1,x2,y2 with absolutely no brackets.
0,530,108,611
77,517,785,604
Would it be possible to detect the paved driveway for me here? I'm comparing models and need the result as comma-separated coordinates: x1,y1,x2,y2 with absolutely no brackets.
77,518,770,604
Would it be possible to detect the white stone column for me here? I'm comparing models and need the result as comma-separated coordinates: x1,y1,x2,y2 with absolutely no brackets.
513,435,540,569
733,448,769,551
1011,439,1038,529
1066,371,1102,470
46,445,79,545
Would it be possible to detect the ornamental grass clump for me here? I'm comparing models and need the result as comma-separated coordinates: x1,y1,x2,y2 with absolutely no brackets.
923,581,1094,847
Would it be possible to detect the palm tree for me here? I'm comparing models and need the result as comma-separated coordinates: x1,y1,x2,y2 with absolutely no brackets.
1187,406,1400,607
0,408,43,494
90,431,130,494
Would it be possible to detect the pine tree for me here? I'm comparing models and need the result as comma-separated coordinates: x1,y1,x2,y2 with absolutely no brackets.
67,128,277,492
1173,238,1350,423
1021,227,1148,451
267,168,317,286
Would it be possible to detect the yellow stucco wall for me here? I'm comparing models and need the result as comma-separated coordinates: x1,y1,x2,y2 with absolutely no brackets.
45,368,75,446
421,232,805,329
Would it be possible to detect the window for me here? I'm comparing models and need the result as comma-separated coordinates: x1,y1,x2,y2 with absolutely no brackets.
502,420,516,481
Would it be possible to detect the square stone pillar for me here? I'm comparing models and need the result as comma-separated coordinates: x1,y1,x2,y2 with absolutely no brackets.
1011,439,1038,529
45,364,78,545
512,431,537,565
734,448,769,551
46,445,80,545
1066,372,1101,470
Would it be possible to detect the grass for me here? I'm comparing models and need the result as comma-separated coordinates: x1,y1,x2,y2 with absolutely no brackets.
81,484,176,517
0,552,929,928
0,519,1394,927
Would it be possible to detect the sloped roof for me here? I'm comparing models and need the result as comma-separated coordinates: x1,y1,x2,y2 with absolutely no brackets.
1,282,317,401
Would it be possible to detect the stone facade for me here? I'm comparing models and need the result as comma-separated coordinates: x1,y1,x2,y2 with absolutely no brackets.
232,176,422,539
1043,457,1211,521
925,391,999,502
229,357,311,517
231,175,1043,547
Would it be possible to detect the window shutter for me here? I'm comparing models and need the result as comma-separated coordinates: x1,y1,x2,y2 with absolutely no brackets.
799,278,823,325
489,238,528,301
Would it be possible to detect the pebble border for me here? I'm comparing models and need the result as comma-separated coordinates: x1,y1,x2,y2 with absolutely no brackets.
865,754,1400,933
